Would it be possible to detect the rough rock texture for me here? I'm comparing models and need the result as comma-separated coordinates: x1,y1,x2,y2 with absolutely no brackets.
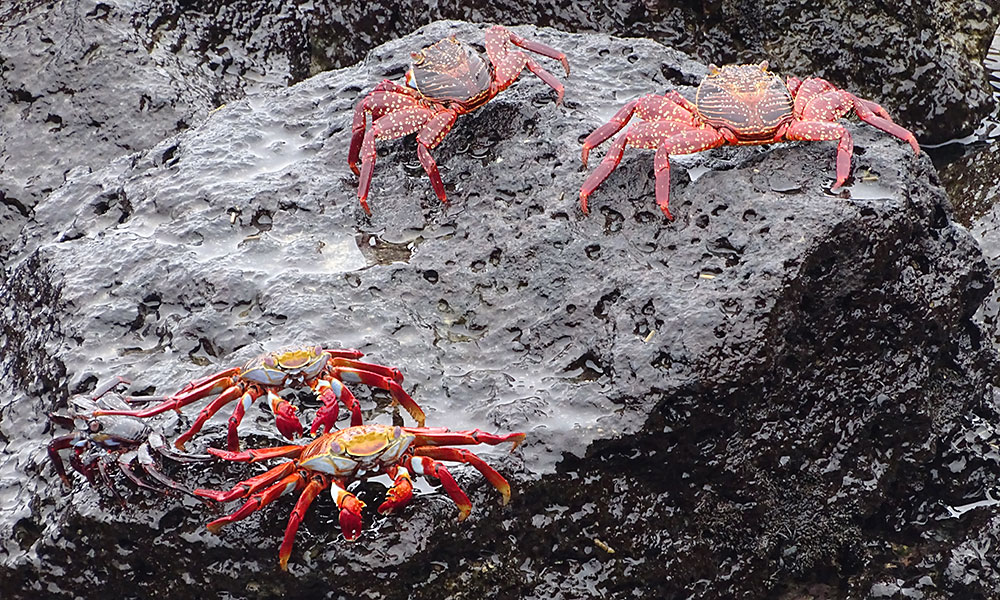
2,20,1000,599
0,0,316,253
3,0,996,258
307,0,1000,144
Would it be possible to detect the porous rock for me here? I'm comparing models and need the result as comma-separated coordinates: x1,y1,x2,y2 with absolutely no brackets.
1,21,1000,600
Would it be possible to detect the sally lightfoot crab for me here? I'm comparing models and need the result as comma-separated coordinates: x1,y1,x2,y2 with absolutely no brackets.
194,423,526,570
93,346,426,451
47,378,209,500
348,25,570,213
579,61,920,218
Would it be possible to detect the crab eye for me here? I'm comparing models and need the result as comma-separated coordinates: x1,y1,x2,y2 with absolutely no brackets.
313,345,323,356
411,51,424,64
449,35,459,44
708,64,721,76
758,60,769,72
328,441,343,455
263,355,277,368
393,426,402,439
88,420,102,433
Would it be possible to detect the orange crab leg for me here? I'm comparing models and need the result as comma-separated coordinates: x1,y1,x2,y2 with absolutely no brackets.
323,348,366,361
414,446,514,505
206,443,306,463
407,455,472,520
279,475,330,570
171,386,253,451
310,357,406,433
329,367,426,426
266,390,305,441
205,471,306,534
329,358,404,382
405,427,526,450
333,479,365,541
194,460,298,502
93,370,241,419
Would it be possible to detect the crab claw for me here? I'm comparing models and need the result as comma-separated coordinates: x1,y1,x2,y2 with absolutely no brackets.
271,397,304,440
309,400,340,436
378,467,414,514
339,494,366,541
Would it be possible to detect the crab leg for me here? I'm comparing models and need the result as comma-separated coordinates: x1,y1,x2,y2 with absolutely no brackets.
329,358,404,382
407,455,472,520
582,94,702,168
171,386,250,451
523,59,566,105
147,432,212,463
207,443,306,463
784,120,853,188
195,460,298,502
117,450,165,493
134,442,202,495
581,98,639,167
47,435,77,485
405,427,526,449
94,370,241,418
415,110,459,204
580,130,628,214
267,390,307,442
205,471,308,534
278,475,329,570
309,358,401,433
331,479,365,541
349,82,425,174
329,366,426,426
414,446,515,504
848,95,920,153
95,455,128,504
505,29,570,76
486,25,569,100
357,108,438,214
323,348,366,361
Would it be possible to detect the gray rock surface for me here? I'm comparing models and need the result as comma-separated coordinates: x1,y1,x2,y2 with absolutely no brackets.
2,18,1000,600
4,0,996,258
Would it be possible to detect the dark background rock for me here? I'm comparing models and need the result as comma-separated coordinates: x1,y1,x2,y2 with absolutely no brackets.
3,19,1000,600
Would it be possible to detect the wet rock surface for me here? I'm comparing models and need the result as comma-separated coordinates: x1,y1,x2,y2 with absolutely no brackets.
4,0,996,259
311,0,1000,144
3,18,1000,600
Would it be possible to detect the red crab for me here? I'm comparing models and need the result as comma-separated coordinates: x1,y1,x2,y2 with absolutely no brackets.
348,25,570,214
194,423,526,570
93,346,426,452
579,61,921,218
